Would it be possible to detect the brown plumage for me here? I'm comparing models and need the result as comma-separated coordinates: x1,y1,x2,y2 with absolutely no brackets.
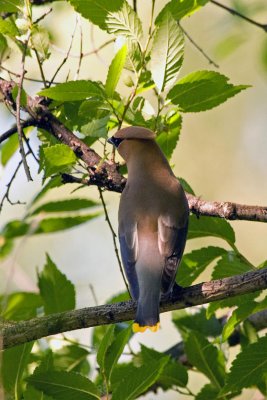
108,126,189,332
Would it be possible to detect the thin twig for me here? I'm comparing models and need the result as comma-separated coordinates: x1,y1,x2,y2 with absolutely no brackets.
0,155,28,212
22,131,39,164
89,284,99,306
179,23,219,68
16,38,32,181
33,7,52,24
133,0,137,13
211,0,267,32
98,187,131,296
49,18,78,86
33,48,48,87
0,65,59,85
50,38,114,59
74,16,83,80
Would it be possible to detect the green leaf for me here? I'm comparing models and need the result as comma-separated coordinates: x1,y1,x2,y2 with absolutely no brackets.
12,84,27,107
104,326,132,382
54,345,90,374
31,26,50,61
172,308,222,337
112,358,169,400
196,384,220,400
151,11,184,92
1,292,43,321
138,345,188,388
106,44,127,98
156,0,210,23
68,0,123,30
2,342,34,399
24,351,54,400
156,111,182,160
41,144,76,177
0,33,8,60
207,292,259,319
222,336,267,394
27,371,100,400
0,0,22,12
176,246,227,286
178,177,195,195
0,237,13,259
188,214,235,244
24,386,54,400
167,70,249,112
1,134,19,166
106,1,143,42
31,176,63,205
36,213,101,234
38,254,75,314
184,331,225,389
3,220,29,239
39,80,104,101
212,252,252,280
0,18,19,36
97,325,115,370
79,100,111,120
81,114,110,138
30,198,99,216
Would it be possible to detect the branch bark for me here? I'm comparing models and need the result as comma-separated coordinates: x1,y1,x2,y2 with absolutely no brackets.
1,267,267,349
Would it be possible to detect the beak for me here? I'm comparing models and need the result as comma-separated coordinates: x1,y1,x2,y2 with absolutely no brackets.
107,136,124,148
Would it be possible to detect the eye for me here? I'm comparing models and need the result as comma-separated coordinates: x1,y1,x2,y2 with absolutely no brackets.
108,137,124,148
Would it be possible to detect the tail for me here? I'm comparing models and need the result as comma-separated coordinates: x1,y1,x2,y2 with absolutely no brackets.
132,286,161,333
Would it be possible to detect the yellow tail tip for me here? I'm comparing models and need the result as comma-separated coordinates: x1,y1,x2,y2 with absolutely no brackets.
132,322,160,333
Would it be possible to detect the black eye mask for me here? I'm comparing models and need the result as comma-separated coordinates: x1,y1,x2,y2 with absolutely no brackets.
107,136,124,148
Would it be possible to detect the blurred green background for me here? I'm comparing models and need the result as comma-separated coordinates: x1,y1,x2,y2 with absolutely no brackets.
0,1,267,398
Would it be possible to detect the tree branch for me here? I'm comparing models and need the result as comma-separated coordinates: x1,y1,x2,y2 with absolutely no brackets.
1,267,267,349
0,78,267,223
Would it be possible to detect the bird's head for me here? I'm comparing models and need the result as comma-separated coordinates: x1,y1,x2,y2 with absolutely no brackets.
108,126,156,161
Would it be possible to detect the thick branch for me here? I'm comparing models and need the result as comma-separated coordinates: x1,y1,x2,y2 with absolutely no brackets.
1,268,267,349
0,78,267,222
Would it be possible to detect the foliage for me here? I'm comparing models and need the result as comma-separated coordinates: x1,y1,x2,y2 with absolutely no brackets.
0,0,266,399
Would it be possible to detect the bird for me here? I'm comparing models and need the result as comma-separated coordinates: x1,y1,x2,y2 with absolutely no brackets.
108,126,189,333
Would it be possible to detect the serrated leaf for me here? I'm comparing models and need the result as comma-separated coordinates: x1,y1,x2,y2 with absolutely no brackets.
35,214,100,235
31,176,63,205
106,44,127,98
27,371,100,400
207,292,259,319
151,11,184,92
79,100,111,120
38,254,75,314
24,351,54,400
176,246,227,286
167,70,249,112
196,384,220,400
39,80,104,101
81,114,110,137
156,111,182,160
1,292,43,321
41,144,76,177
68,0,123,30
222,336,267,394
2,342,34,399
112,358,169,400
173,308,222,337
184,331,225,389
188,214,235,244
30,198,99,216
212,252,252,280
106,1,143,42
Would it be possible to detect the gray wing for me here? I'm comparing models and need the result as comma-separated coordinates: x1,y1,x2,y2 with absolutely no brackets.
119,223,139,300
158,215,188,293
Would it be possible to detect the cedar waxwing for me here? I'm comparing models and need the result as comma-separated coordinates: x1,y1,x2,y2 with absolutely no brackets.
108,126,189,332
